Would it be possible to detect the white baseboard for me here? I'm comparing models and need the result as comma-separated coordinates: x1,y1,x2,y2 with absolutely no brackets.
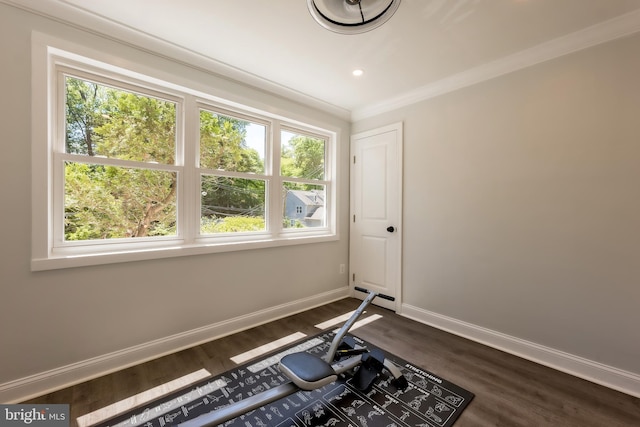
0,288,350,403
400,303,640,399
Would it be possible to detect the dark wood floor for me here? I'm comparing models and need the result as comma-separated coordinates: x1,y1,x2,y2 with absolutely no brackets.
25,298,639,426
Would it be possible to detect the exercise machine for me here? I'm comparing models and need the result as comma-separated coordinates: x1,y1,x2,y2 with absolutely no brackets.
180,287,408,427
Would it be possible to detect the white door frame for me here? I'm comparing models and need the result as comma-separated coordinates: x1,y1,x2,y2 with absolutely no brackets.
349,122,403,312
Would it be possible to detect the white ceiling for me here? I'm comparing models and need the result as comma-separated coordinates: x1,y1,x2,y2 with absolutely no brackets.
7,0,640,119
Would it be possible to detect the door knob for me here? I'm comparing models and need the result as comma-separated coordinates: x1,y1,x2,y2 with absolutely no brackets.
387,226,395,233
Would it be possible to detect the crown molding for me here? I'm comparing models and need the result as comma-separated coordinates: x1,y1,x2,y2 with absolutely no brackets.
3,0,640,124
351,8,640,121
0,0,351,121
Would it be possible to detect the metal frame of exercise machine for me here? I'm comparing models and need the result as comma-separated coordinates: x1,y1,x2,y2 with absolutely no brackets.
180,287,407,427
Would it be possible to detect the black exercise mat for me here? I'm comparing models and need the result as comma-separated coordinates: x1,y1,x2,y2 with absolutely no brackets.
95,331,473,427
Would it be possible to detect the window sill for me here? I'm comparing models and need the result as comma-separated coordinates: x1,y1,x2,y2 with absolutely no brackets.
31,233,338,271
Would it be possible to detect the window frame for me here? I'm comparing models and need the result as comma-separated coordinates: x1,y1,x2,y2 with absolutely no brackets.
195,104,271,239
31,38,338,271
279,126,330,231
55,67,185,249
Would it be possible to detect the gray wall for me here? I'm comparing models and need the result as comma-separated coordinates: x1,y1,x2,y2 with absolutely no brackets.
353,33,640,376
0,3,350,391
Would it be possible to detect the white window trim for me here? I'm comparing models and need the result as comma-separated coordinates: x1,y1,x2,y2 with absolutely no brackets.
31,33,338,271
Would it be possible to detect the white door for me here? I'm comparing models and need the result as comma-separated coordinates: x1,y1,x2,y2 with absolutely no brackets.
350,122,403,311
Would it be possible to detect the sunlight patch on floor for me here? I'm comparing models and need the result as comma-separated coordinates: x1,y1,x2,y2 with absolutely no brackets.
339,313,384,332
314,310,357,329
230,332,307,365
315,311,383,332
76,368,212,427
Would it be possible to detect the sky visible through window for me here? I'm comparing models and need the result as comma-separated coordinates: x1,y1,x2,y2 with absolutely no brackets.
243,124,297,161
245,123,266,160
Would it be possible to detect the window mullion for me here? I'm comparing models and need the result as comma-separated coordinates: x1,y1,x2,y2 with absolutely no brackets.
182,95,198,243
269,121,282,235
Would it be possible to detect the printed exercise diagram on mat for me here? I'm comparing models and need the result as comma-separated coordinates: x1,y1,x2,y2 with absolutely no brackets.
96,331,474,427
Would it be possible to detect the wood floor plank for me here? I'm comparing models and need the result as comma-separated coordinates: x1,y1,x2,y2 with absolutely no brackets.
23,298,640,426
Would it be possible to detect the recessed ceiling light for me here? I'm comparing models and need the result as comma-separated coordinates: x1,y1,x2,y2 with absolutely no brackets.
352,69,364,77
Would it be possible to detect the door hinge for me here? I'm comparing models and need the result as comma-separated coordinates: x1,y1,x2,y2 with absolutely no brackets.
352,273,355,282
353,155,356,164
353,214,356,222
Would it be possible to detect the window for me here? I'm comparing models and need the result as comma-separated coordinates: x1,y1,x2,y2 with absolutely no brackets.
281,130,327,229
199,111,267,234
32,44,337,269
62,75,180,241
